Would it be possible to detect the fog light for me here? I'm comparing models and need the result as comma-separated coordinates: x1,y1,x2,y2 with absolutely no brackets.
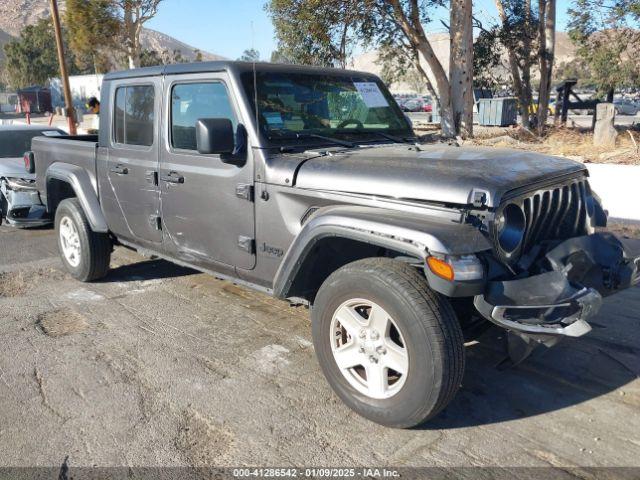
427,255,483,282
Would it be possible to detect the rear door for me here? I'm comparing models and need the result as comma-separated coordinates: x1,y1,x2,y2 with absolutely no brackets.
105,78,162,244
159,72,255,269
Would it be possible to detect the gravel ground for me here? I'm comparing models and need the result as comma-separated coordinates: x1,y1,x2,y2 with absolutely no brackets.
0,225,639,472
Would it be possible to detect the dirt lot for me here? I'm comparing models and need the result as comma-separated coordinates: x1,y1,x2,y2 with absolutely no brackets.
1,225,639,472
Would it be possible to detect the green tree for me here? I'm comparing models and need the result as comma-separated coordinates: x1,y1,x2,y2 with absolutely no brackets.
3,18,79,89
139,48,189,67
65,0,121,74
139,48,163,67
266,0,366,68
568,0,640,97
493,0,540,129
477,0,557,131
270,49,291,64
112,0,164,69
472,26,504,89
360,0,473,138
268,0,475,138
238,48,260,62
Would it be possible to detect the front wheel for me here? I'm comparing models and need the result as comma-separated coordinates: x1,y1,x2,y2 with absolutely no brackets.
55,198,111,282
311,258,465,428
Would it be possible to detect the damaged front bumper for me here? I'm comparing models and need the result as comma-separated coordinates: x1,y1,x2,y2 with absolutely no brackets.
474,233,640,340
0,178,50,228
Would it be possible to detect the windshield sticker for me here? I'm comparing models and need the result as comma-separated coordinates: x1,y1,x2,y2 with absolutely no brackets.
42,131,63,136
353,82,389,108
263,112,284,129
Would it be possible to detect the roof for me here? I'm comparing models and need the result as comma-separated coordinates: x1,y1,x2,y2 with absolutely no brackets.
103,61,377,81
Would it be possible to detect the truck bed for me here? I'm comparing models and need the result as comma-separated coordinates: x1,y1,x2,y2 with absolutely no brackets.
32,134,99,209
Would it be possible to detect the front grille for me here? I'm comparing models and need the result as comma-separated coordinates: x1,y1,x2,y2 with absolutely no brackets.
495,176,592,262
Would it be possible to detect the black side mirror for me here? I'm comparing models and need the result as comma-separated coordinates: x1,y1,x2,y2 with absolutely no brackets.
196,118,234,155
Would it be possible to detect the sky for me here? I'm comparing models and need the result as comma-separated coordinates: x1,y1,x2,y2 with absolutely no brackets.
146,0,574,61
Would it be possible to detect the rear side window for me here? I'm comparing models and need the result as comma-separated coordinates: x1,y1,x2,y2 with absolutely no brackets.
171,82,237,150
113,85,155,146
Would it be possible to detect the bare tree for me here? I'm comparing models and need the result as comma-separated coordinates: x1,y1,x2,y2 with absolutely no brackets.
113,0,163,69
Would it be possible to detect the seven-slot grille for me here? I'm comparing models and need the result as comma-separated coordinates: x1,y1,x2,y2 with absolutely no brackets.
502,176,592,257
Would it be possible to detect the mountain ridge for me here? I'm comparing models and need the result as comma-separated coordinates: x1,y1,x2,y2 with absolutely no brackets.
0,0,225,63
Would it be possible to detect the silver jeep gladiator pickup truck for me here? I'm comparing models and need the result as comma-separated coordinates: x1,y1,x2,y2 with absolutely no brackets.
29,61,640,428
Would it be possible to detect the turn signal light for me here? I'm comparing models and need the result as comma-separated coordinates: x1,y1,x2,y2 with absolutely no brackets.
427,256,455,281
427,255,484,282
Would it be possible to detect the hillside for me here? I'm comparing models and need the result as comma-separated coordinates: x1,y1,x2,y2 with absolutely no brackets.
0,0,224,63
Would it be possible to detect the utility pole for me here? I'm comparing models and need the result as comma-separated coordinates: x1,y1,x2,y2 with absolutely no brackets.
49,0,77,135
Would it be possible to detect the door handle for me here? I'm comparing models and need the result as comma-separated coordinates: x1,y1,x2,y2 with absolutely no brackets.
160,171,185,184
110,164,128,175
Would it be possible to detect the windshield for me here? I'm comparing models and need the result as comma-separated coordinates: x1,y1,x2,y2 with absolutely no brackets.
242,71,412,144
0,129,64,158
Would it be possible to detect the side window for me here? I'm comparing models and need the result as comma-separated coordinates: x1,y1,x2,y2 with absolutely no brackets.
171,82,237,151
113,85,155,147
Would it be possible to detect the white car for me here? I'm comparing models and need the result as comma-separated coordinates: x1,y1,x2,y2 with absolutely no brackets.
0,124,65,227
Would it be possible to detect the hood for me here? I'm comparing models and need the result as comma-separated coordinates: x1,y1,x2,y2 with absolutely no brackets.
293,144,587,207
0,157,34,180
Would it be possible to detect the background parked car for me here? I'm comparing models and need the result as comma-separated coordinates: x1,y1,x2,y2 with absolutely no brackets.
0,124,66,227
613,98,639,116
400,98,425,112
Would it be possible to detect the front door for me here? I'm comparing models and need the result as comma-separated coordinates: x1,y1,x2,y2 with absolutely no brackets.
159,73,255,270
105,78,162,244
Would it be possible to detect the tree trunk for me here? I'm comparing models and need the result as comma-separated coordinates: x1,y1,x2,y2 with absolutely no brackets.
123,3,142,69
414,60,438,104
449,0,474,138
124,4,136,69
520,0,533,129
416,44,455,137
494,0,526,123
537,0,555,133
339,20,349,69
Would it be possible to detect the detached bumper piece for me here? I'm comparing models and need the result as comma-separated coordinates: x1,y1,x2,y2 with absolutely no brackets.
0,178,50,228
474,233,640,340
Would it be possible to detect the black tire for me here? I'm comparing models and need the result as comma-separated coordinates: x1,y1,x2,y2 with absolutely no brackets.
55,198,111,282
311,258,465,428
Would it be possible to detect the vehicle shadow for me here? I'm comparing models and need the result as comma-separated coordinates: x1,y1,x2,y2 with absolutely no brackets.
425,286,640,429
99,258,197,283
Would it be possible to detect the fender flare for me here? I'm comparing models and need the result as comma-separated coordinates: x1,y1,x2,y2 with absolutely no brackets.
45,163,109,233
272,205,491,299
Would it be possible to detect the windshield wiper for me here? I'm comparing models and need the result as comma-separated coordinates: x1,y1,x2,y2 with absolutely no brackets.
336,129,414,144
267,131,355,149
294,132,355,148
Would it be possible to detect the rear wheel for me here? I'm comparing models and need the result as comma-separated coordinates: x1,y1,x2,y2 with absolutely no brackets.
55,198,111,282
312,258,465,428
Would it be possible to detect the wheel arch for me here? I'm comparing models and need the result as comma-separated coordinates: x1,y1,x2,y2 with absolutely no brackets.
45,163,108,233
273,205,490,302
274,229,424,302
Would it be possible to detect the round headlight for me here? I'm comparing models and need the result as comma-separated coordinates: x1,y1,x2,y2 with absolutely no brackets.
497,203,526,255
